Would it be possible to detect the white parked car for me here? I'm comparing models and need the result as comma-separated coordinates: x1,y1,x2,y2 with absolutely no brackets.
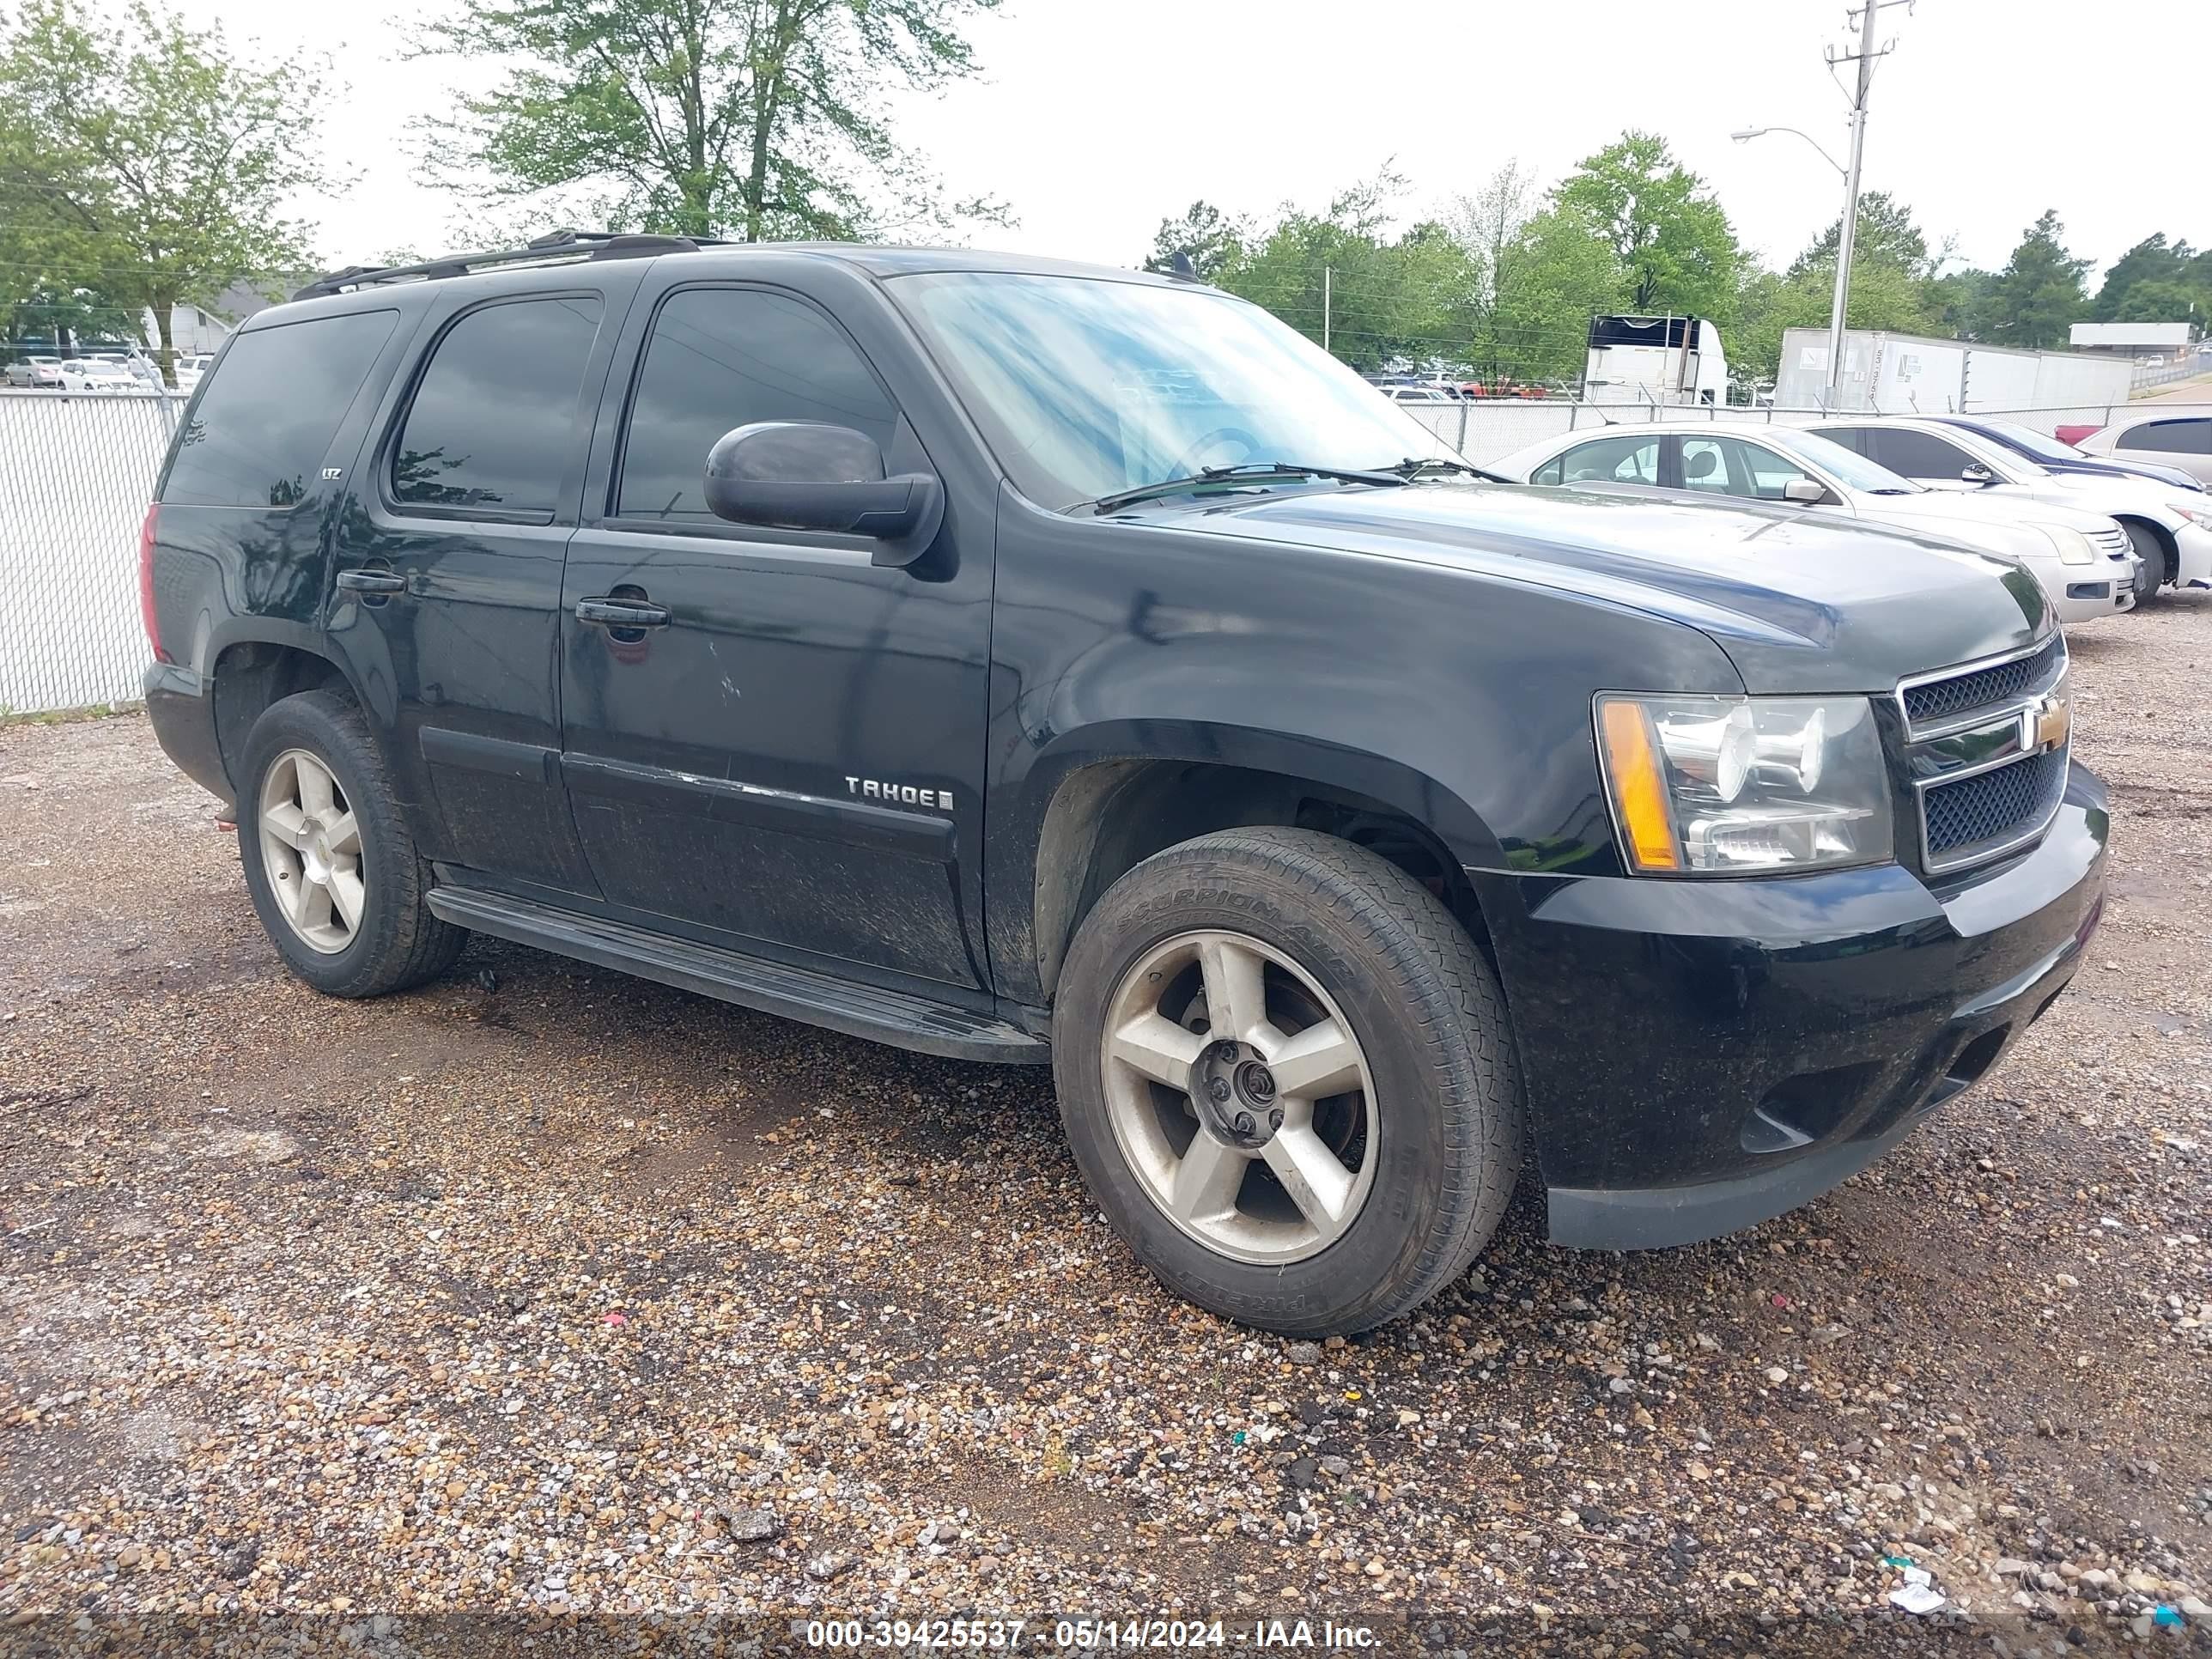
170,352,213,392
3,355,64,389
2069,412,2212,491
1810,416,2212,601
57,358,144,394
1488,422,2138,626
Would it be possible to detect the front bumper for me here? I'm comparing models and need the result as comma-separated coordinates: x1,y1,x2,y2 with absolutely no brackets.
1480,761,2108,1251
2172,522,2212,589
2048,558,2134,622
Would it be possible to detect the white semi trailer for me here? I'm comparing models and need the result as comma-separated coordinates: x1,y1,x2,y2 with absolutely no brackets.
1582,315,1729,406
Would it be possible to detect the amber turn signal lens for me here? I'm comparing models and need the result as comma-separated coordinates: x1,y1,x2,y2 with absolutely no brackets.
1598,699,1681,872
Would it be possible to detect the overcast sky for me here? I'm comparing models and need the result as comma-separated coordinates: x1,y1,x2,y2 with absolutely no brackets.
168,0,2208,286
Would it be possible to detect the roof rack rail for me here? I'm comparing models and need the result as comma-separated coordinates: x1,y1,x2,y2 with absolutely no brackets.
290,228,728,302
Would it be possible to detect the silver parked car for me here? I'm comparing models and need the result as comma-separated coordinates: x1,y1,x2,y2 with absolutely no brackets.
1487,421,2138,626
2069,412,2212,489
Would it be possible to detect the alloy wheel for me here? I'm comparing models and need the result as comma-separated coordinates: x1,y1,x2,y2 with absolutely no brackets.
258,748,365,955
1100,930,1378,1263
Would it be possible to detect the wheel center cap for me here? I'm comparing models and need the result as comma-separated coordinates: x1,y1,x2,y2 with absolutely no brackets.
300,817,332,880
1191,1039,1279,1149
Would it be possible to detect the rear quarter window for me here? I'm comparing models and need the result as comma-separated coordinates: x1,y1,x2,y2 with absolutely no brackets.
161,310,399,507
2118,418,2212,456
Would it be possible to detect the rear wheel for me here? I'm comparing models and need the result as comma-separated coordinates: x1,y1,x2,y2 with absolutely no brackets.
237,690,467,998
1053,827,1522,1335
2122,521,2166,605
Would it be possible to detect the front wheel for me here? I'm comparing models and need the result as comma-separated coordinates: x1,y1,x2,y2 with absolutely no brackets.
2122,521,2166,605
1053,828,1522,1335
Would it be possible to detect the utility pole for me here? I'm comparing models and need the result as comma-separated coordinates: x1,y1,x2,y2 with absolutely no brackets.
1825,0,1907,399
1322,266,1332,355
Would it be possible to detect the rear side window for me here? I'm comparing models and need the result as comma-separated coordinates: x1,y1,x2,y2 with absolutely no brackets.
2118,418,2212,455
392,295,604,516
617,288,897,520
1869,428,1976,479
162,310,398,508
1559,434,1660,485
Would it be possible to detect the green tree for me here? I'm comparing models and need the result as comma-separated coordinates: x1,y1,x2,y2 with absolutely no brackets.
1785,191,1933,281
1217,169,1479,372
0,0,328,384
1553,131,1741,318
2,277,138,350
1979,210,2089,349
1141,203,1249,282
2090,234,2192,321
410,0,1006,243
1484,204,1620,382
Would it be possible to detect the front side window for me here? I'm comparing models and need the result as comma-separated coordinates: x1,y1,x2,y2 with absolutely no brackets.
162,310,398,509
392,295,604,516
889,271,1445,511
617,288,898,521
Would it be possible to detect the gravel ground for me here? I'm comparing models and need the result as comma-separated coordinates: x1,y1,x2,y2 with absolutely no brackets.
2,599,2209,1655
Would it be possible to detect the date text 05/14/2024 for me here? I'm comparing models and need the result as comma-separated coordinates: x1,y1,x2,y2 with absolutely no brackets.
803,1619,1380,1649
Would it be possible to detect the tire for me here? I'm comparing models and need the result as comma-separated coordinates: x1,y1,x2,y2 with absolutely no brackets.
236,690,467,998
2121,521,2166,606
1053,826,1522,1335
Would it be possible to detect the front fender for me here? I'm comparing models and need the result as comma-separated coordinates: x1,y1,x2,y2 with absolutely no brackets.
982,489,1743,1004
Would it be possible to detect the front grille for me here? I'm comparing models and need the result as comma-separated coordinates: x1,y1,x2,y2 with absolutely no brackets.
2088,525,2130,560
1923,747,2068,864
1901,635,2064,727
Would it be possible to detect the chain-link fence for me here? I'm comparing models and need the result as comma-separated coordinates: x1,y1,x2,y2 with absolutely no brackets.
1,390,180,714
2,387,2207,717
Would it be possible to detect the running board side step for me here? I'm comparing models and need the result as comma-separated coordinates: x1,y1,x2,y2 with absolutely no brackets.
425,885,1049,1065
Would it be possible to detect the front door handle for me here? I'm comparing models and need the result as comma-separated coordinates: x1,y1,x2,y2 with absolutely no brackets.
575,597,672,629
335,568,406,595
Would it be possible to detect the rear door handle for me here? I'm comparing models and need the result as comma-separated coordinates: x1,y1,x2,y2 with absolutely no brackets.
575,597,672,629
335,568,406,595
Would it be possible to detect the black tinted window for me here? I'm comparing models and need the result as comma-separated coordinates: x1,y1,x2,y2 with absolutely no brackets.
162,311,398,508
392,296,603,514
2118,418,2211,455
617,288,896,520
1869,428,1976,479
1814,427,1873,457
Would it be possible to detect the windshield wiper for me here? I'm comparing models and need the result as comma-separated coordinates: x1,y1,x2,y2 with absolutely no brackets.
1383,455,1516,484
1087,461,1407,515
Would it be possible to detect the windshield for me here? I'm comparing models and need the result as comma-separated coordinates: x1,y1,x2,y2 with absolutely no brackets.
1974,418,2085,464
890,271,1449,510
1764,426,1924,494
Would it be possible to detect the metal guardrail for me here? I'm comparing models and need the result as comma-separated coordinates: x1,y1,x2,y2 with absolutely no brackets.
0,390,182,715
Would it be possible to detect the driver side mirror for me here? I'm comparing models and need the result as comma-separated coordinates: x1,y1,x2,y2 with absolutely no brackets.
704,422,944,568
1960,463,1996,486
1782,477,1831,505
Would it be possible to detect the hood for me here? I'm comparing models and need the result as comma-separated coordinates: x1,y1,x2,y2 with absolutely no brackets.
1859,487,2118,540
1152,482,2046,695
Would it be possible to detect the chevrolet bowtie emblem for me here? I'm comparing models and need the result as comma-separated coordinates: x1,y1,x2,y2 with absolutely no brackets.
2021,692,2071,754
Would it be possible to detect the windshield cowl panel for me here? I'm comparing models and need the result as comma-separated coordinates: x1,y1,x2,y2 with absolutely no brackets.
886,271,1454,512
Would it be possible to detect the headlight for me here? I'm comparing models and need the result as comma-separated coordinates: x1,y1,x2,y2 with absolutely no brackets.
2030,523,2098,566
2168,503,2212,530
1595,694,1893,874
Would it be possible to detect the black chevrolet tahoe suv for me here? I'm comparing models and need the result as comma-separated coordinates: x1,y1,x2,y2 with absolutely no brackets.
141,230,2107,1335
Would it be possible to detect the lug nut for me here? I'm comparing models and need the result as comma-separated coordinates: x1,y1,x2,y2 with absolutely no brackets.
1268,1109,1284,1131
1208,1078,1231,1103
1233,1111,1255,1136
